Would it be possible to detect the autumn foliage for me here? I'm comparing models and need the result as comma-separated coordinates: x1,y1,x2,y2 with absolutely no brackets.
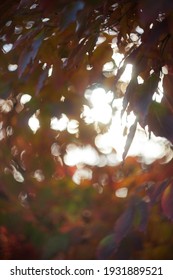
1,0,173,259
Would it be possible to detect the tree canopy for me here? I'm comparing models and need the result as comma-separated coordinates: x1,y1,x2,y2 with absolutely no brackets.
1,0,173,259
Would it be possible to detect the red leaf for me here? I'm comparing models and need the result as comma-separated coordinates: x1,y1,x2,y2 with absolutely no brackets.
161,183,173,221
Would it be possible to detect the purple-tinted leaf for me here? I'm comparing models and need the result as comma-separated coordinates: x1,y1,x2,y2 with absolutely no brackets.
122,119,137,160
36,67,48,96
148,179,170,204
13,28,40,50
97,234,117,260
18,32,43,78
134,200,149,232
161,183,173,221
18,49,33,78
114,204,134,244
60,1,85,31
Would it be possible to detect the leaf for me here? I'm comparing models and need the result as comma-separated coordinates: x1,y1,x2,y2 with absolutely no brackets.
97,234,117,260
13,28,41,50
121,76,137,117
60,1,85,31
36,67,49,96
122,119,137,160
161,183,173,221
163,74,173,105
148,179,170,204
134,73,160,126
18,32,44,78
114,204,134,244
147,101,173,143
134,200,149,232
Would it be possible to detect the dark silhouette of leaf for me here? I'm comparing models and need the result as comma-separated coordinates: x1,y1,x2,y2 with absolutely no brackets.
97,234,117,260
147,101,173,143
36,67,48,96
122,119,137,160
121,76,137,117
133,73,160,126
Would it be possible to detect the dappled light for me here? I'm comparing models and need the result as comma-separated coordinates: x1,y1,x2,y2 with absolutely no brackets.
1,0,173,261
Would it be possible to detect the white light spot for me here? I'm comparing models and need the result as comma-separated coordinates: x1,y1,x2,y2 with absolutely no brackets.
11,165,24,183
50,114,69,131
84,87,113,124
8,64,18,71
6,20,12,26
72,168,92,185
86,64,93,71
91,104,112,124
67,119,79,134
15,26,23,34
33,170,45,182
162,66,168,75
115,187,128,198
6,126,13,136
2,43,13,53
102,61,115,72
30,3,38,9
0,99,13,113
25,21,35,29
120,64,133,82
95,134,113,154
42,18,50,22
135,26,144,34
51,143,61,156
112,52,124,67
64,144,99,166
48,65,53,77
130,33,139,42
96,36,106,45
0,129,6,140
28,113,40,133
150,23,154,29
20,94,32,104
137,76,144,84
